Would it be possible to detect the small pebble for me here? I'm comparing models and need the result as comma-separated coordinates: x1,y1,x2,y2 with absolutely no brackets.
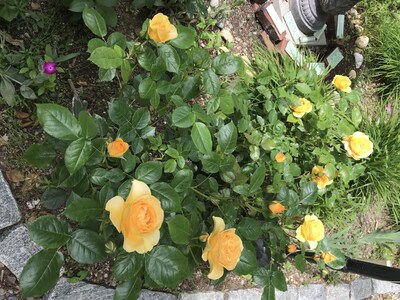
348,70,357,79
355,36,369,49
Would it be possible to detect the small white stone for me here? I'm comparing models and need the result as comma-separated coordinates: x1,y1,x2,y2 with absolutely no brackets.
354,24,364,34
220,29,234,43
348,69,357,79
355,36,369,49
210,0,219,7
354,52,364,69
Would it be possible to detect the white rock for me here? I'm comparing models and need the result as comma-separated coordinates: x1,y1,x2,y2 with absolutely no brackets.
220,29,234,43
348,69,357,79
354,52,364,69
210,0,219,7
355,36,369,49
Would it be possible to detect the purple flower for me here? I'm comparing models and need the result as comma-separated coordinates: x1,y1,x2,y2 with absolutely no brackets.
386,104,392,114
43,62,57,75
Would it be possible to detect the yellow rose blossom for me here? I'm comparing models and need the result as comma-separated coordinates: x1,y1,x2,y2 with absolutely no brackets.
105,180,164,253
321,252,336,264
147,13,178,43
275,152,286,163
312,166,333,189
107,138,129,158
343,131,373,160
296,214,325,250
202,217,243,280
287,244,297,253
290,98,312,118
268,201,285,214
332,75,352,93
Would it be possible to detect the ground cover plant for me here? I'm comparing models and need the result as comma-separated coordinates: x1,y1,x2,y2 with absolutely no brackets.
1,1,399,300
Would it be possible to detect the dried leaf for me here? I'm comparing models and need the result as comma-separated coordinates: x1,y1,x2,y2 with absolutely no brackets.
6,169,24,183
15,111,30,119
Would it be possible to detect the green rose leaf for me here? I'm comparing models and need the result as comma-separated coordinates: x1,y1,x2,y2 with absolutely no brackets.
89,47,123,69
41,188,67,210
132,107,150,130
295,254,307,272
253,267,270,285
122,152,136,173
137,46,156,71
299,182,318,205
113,252,144,281
108,100,132,126
217,121,237,154
64,198,103,222
67,229,107,264
237,217,261,241
219,92,234,115
295,82,312,95
135,161,163,184
191,122,212,154
121,59,132,83
114,278,142,300
79,111,97,139
249,164,266,194
20,249,64,298
107,31,127,48
172,106,196,128
88,38,107,53
145,245,188,287
213,53,240,75
171,169,193,192
262,285,276,300
167,215,191,245
201,152,221,174
139,77,157,100
272,269,287,291
169,25,196,49
24,144,56,167
27,215,71,248
351,107,362,126
65,138,92,175
82,6,107,37
233,248,258,275
150,182,182,212
158,44,180,74
202,68,220,95
36,104,81,140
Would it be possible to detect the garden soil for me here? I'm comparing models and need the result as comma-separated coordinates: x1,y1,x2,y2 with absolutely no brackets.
0,0,395,298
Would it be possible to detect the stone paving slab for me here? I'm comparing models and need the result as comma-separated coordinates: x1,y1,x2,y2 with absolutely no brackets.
298,284,326,300
372,279,400,295
0,171,21,230
0,225,41,278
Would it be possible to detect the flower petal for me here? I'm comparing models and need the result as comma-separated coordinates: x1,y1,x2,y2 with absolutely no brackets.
105,196,125,232
123,233,144,253
126,180,151,204
207,260,224,280
308,240,318,250
211,216,225,235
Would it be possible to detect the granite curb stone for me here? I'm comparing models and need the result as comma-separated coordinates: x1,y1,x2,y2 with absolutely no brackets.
326,283,350,300
372,279,400,295
0,171,21,230
0,225,41,278
179,291,224,300
350,278,373,300
298,284,326,300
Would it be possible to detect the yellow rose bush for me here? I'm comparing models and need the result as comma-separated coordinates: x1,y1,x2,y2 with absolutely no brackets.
202,217,243,280
22,18,375,299
105,180,164,253
343,131,374,160
147,13,178,43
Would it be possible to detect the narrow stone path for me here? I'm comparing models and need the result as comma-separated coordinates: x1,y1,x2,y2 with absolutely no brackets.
1,171,399,299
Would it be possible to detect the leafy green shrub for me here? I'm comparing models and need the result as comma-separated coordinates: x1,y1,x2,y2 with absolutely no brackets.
20,11,378,300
